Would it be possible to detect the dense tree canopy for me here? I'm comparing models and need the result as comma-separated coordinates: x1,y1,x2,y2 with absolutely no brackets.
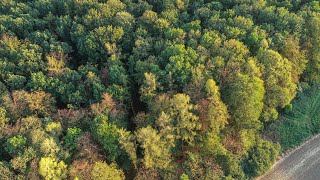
0,0,319,179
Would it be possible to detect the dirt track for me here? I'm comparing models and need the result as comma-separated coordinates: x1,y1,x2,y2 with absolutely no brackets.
258,134,320,180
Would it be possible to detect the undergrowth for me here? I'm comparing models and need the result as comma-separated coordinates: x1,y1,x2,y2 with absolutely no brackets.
266,84,320,151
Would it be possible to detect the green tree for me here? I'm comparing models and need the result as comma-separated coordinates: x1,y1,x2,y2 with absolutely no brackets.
92,115,122,161
136,126,172,170
224,73,264,129
156,112,175,148
303,13,320,83
0,35,45,77
169,94,200,145
280,36,307,83
203,79,229,134
64,127,82,151
244,139,280,177
257,49,296,121
118,129,138,168
140,72,157,104
0,107,9,128
10,147,36,174
45,122,63,137
91,161,125,180
184,65,208,101
78,26,124,63
198,79,229,156
5,74,27,90
217,152,245,179
40,137,60,157
182,152,223,179
39,157,67,180
162,45,200,87
5,135,27,156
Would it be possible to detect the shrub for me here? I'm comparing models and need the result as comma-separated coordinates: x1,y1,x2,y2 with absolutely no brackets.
244,139,280,177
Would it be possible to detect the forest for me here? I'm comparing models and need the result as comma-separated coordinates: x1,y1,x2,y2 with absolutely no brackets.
0,0,320,179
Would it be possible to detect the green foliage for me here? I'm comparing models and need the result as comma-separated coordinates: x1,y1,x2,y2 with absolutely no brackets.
0,35,45,77
244,139,280,177
224,73,264,129
64,127,82,151
182,152,223,179
140,72,157,104
78,26,124,62
266,85,320,151
170,94,200,145
257,49,297,121
19,116,42,133
5,74,27,90
204,79,229,133
5,135,27,156
92,115,122,161
162,45,200,87
108,65,129,86
39,157,67,180
280,36,307,83
106,84,130,102
0,0,319,179
303,13,320,84
45,122,63,137
118,129,138,168
180,173,189,180
0,107,9,127
136,126,172,170
10,147,36,173
40,137,60,157
91,161,125,180
217,153,245,179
